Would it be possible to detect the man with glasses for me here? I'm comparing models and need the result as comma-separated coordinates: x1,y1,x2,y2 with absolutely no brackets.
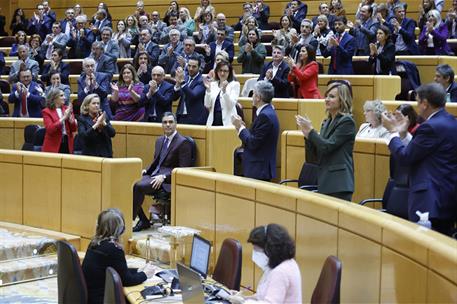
60,8,76,39
140,66,175,122
173,38,206,73
234,3,253,31
158,29,184,74
160,13,187,44
68,15,94,59
136,29,160,66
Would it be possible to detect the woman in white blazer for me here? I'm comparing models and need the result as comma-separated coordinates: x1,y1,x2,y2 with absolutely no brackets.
203,62,240,126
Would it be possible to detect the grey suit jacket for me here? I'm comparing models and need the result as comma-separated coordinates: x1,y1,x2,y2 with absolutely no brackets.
305,113,356,194
103,39,120,73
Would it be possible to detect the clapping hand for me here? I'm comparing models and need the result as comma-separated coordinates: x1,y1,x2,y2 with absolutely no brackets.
426,20,434,33
167,46,174,56
221,80,229,93
175,67,185,84
110,82,119,92
284,56,295,69
296,114,313,138
369,43,377,56
203,76,211,91
265,68,273,80
382,111,409,136
204,44,211,56
149,80,158,93
328,36,338,47
177,55,186,67
231,114,245,130
391,18,400,30
244,43,253,53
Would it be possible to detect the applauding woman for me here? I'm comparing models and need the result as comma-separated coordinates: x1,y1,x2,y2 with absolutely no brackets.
78,94,116,158
41,49,70,85
418,9,450,55
286,45,321,98
110,64,144,121
237,29,266,74
369,25,395,75
42,88,77,154
204,62,240,126
296,81,355,201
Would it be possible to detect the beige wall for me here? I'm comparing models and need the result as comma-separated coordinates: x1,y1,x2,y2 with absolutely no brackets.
172,168,457,303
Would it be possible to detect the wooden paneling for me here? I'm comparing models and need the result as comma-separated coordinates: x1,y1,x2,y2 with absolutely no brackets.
0,162,23,223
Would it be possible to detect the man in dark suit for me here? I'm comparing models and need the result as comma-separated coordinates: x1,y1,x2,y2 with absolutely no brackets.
232,81,279,181
205,28,234,73
100,27,120,74
158,29,184,74
78,57,112,119
289,19,318,62
434,64,457,103
90,9,112,40
28,4,52,41
132,112,192,231
258,45,290,98
135,29,160,67
391,3,419,55
90,41,116,77
321,16,356,75
171,38,206,74
312,3,336,31
60,8,76,39
348,5,379,55
286,0,308,31
8,69,45,118
68,15,95,59
172,56,208,125
140,66,175,122
253,0,270,30
382,83,457,236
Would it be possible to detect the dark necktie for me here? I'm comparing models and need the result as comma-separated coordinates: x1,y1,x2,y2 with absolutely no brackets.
333,35,341,71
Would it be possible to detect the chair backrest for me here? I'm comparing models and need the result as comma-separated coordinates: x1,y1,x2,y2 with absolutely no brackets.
0,79,10,93
212,238,242,291
298,162,319,188
311,255,342,304
57,240,88,304
240,78,258,97
103,267,126,304
185,136,197,167
22,124,39,150
32,127,46,151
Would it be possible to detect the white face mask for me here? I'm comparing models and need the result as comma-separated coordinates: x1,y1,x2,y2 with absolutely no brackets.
252,250,269,271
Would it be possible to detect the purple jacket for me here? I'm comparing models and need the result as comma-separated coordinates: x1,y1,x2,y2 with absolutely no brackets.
418,23,450,55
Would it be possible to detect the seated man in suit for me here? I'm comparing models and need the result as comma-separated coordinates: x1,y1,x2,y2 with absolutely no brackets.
135,29,160,67
140,66,175,122
78,57,112,119
321,16,356,75
9,45,40,83
258,45,290,98
68,15,95,59
434,64,457,102
231,81,279,181
172,56,208,125
132,112,192,231
382,83,457,236
41,22,69,60
100,27,120,74
158,29,184,74
8,68,45,118
89,41,116,77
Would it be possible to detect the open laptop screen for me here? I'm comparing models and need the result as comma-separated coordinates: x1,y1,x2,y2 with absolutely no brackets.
189,234,211,277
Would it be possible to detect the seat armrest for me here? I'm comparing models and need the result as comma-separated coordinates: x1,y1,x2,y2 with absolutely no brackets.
359,198,383,206
299,185,318,191
279,179,299,185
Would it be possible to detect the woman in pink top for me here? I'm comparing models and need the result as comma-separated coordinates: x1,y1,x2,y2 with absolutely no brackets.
229,224,302,303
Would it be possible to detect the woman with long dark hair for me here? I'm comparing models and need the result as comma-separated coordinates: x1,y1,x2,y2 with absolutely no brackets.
10,8,28,35
203,61,240,126
82,208,156,304
286,45,321,98
369,25,395,75
10,31,28,57
271,15,297,51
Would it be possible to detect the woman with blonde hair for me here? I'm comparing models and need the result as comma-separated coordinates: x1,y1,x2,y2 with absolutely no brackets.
78,94,116,157
356,100,389,138
179,7,196,36
110,64,144,121
42,88,77,154
194,0,216,24
82,208,156,304
239,16,261,47
418,9,450,54
296,80,355,201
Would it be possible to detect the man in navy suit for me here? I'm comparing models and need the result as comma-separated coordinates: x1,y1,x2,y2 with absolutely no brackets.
232,81,280,181
348,5,379,55
78,57,112,119
171,38,206,74
28,4,52,41
158,29,184,74
382,83,457,236
172,56,208,125
90,41,116,77
252,0,270,30
132,112,192,231
286,0,308,31
9,69,45,118
140,66,175,122
135,29,160,66
60,8,76,39
90,9,112,40
434,64,457,103
321,16,356,75
391,3,419,55
68,15,95,59
258,45,290,98
205,28,234,73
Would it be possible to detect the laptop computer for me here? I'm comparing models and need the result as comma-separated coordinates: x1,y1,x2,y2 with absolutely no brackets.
177,262,206,304
189,234,212,278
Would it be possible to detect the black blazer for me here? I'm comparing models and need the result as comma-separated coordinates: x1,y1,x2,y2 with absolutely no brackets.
258,61,290,98
82,240,146,304
369,42,396,75
139,80,174,122
40,61,70,85
77,114,116,158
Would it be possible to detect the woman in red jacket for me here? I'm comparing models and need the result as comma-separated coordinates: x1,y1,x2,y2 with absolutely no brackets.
286,45,322,99
42,88,77,153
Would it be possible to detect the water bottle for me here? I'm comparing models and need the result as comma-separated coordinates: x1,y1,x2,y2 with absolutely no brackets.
416,211,432,229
